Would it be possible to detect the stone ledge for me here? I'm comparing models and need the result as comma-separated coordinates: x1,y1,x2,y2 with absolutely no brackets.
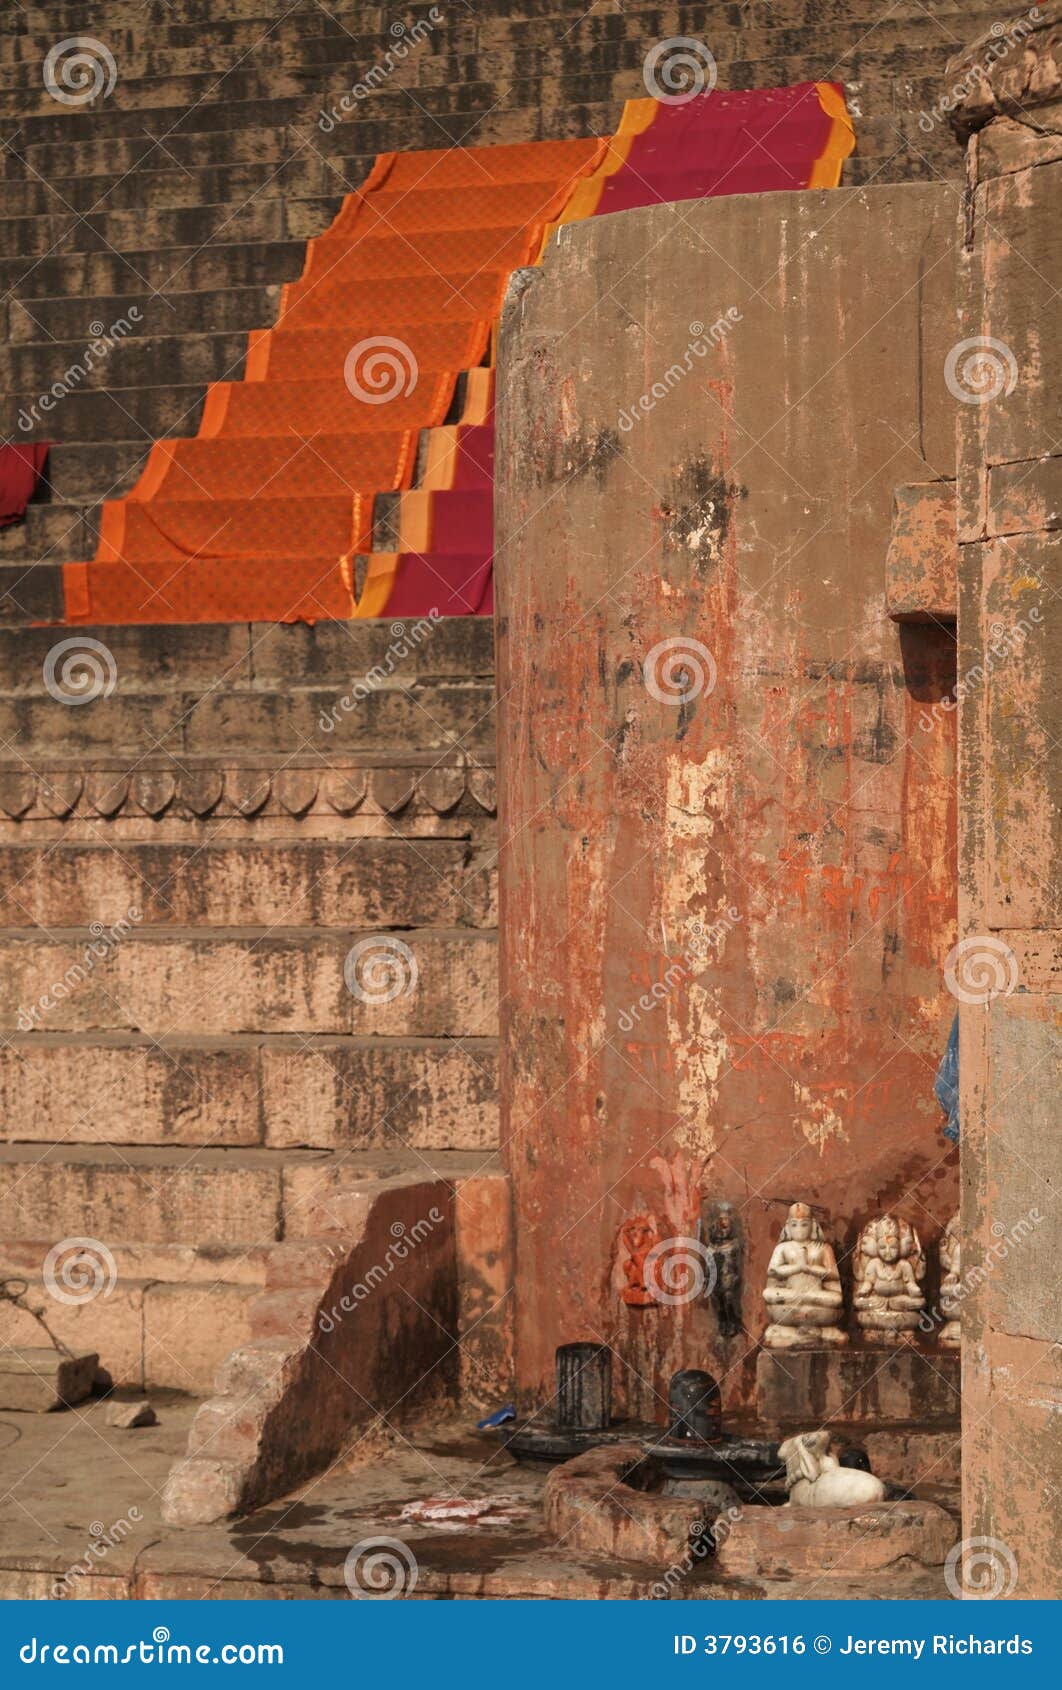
716,1498,956,1579
756,1347,961,1428
544,1443,709,1566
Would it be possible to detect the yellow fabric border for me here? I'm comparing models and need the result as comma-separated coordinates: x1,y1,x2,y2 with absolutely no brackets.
808,82,856,189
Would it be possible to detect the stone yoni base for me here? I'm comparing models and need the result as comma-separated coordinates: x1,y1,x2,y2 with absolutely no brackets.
715,1500,956,1579
756,1346,960,1427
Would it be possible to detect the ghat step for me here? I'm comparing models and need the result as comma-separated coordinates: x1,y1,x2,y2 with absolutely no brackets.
0,1033,499,1150
0,927,499,1037
0,842,494,926
0,1144,484,1248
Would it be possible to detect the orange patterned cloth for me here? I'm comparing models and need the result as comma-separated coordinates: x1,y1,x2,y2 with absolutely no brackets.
62,94,852,626
63,136,602,625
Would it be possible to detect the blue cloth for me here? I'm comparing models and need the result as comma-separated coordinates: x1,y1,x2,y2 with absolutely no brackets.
935,1013,960,1142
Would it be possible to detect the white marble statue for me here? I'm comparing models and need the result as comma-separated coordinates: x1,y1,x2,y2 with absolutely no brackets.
778,1430,886,1507
852,1213,926,1342
762,1202,847,1348
939,1210,961,1348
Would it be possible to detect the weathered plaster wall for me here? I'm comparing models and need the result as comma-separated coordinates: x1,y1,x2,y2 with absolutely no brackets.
496,183,961,1418
949,7,1062,1600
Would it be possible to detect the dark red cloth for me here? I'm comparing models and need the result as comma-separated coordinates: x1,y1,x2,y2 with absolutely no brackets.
451,423,494,490
600,84,835,212
385,552,493,617
0,443,49,528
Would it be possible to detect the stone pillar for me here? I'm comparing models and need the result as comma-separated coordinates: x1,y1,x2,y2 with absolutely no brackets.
495,183,961,1421
947,6,1062,1599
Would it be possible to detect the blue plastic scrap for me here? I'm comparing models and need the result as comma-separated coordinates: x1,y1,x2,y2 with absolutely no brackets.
935,1013,960,1143
476,1405,515,1429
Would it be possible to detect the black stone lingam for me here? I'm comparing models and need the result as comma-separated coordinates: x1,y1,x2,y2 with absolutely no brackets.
499,1343,634,1462
556,1342,612,1432
666,1369,723,1441
643,1368,783,1499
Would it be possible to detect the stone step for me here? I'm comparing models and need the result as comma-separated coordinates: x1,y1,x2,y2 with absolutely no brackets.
0,563,65,628
0,841,495,928
0,1257,262,1393
2,381,196,444
0,329,251,397
0,927,499,1038
3,0,999,44
0,192,344,261
0,26,973,119
0,675,496,755
1,616,494,684
4,284,280,347
0,1033,498,1149
0,502,97,562
0,3,1000,94
0,48,958,146
0,236,307,307
0,156,339,219
0,1142,480,1247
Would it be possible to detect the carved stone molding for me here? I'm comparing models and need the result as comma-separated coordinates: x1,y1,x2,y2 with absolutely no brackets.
0,760,498,823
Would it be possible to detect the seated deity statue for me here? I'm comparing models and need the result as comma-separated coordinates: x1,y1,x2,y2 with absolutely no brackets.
762,1202,847,1348
852,1213,926,1342
938,1210,961,1348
